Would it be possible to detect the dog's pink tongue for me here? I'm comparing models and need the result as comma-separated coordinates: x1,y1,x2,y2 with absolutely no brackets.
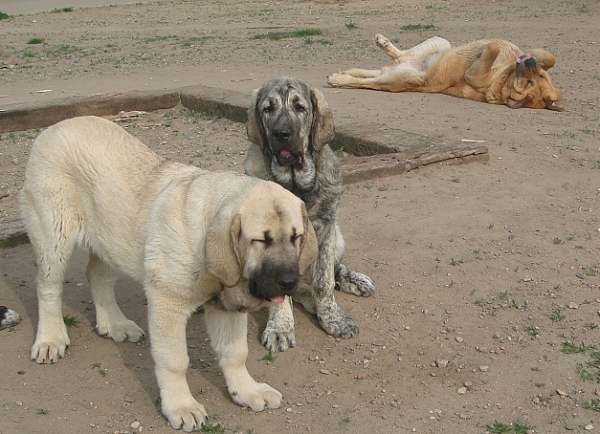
279,148,292,157
270,295,286,304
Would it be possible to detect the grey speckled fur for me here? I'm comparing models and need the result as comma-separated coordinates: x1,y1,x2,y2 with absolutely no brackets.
245,77,375,352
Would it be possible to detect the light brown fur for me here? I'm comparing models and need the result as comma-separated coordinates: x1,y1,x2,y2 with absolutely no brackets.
20,116,318,432
328,35,563,111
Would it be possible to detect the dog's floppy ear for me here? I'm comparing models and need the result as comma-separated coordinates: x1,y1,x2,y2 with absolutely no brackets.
246,87,266,149
205,214,242,288
298,204,318,275
310,86,335,152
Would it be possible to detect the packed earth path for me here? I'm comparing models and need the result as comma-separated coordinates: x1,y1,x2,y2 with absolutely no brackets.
1,1,600,433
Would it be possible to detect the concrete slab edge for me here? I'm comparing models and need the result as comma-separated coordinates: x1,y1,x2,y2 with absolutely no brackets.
0,85,488,247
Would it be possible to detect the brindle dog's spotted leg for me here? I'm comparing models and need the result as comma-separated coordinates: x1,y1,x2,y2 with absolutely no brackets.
312,230,359,338
261,296,296,352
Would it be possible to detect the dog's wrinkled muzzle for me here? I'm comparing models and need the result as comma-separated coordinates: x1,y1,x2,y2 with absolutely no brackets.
249,269,299,304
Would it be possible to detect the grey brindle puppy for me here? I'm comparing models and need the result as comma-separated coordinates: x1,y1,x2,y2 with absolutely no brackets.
245,77,375,351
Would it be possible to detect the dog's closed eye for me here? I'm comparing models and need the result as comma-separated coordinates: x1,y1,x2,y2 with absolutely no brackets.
254,234,274,247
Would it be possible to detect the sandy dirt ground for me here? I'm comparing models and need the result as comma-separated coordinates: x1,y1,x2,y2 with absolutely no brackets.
1,1,600,433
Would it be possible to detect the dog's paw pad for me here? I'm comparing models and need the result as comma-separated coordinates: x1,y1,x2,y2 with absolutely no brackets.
96,319,145,343
375,34,391,47
31,341,68,364
0,306,21,331
165,404,208,433
336,267,375,297
261,328,295,352
318,307,359,339
231,382,283,412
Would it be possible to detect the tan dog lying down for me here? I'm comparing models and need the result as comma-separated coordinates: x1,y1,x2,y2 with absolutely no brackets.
20,116,318,432
328,35,562,110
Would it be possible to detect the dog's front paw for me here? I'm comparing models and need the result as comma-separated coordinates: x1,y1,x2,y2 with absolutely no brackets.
0,306,21,330
317,303,359,339
336,265,375,297
96,317,145,343
230,381,283,412
162,396,208,432
262,321,296,352
31,329,70,364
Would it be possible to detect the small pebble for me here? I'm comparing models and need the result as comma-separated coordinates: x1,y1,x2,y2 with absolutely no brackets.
435,359,449,368
479,365,489,372
455,336,464,343
585,424,594,430
568,302,578,309
130,421,141,430
457,387,467,395
319,368,330,375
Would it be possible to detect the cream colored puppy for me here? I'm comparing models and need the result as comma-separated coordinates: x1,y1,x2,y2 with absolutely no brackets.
20,116,317,432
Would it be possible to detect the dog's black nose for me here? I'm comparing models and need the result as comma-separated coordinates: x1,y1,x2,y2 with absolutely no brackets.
273,128,291,142
278,273,298,292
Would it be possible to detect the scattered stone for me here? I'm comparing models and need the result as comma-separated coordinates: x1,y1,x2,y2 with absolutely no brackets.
479,365,489,372
585,424,594,430
355,373,367,380
557,389,569,397
390,401,399,408
457,387,467,395
12,158,19,165
568,302,579,309
435,359,449,368
319,368,330,375
455,336,464,343
130,421,141,430
15,400,22,406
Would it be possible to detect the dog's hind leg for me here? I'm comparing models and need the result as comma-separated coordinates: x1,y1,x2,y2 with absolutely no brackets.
375,34,451,64
328,63,427,92
21,187,77,364
332,228,374,297
86,253,145,342
336,264,375,297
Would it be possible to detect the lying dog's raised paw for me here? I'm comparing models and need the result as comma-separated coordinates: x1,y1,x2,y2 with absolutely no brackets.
0,306,21,331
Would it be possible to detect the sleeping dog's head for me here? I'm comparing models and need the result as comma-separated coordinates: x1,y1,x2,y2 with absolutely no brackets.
508,51,563,111
205,180,318,312
246,77,335,189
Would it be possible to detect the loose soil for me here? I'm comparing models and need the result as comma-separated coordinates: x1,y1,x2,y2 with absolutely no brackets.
1,1,600,433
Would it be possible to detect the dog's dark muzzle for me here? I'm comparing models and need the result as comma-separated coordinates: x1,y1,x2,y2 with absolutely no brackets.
271,127,302,166
249,266,299,303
